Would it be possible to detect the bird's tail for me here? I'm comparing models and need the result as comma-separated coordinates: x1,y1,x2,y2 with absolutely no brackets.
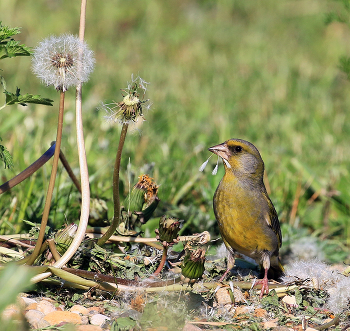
266,256,284,281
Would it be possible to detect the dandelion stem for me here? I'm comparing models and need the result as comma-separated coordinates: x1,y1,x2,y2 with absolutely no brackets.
29,0,90,284
153,246,168,275
51,0,90,269
0,144,55,195
22,91,65,265
97,123,129,246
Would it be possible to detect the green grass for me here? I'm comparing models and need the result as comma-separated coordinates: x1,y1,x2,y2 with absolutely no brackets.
0,0,350,263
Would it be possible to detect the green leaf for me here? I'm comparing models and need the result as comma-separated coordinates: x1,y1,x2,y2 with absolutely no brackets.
0,138,13,169
113,317,137,331
295,288,303,305
4,88,53,107
0,264,35,314
0,21,21,41
0,21,31,60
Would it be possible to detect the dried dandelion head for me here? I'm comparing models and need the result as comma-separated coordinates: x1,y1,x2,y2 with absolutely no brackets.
32,34,95,91
103,75,151,125
136,174,159,206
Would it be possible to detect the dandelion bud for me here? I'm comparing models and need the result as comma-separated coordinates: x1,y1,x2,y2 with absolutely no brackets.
181,248,206,281
32,34,95,91
156,216,181,244
54,223,77,255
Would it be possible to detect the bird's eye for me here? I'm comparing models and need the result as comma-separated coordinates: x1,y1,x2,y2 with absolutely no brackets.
234,146,242,153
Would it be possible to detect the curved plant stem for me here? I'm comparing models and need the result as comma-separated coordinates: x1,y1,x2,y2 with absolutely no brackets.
31,0,90,284
0,144,55,195
52,0,90,269
97,123,129,246
153,246,168,275
22,91,65,266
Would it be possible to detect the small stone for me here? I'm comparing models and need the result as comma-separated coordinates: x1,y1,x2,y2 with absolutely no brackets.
25,309,45,329
36,318,51,329
76,325,103,331
90,313,110,326
18,297,37,308
182,323,203,331
70,305,89,315
271,327,292,331
40,297,56,303
44,311,82,326
234,306,250,316
2,308,20,320
88,306,105,314
215,287,232,305
264,320,278,328
282,295,298,307
26,303,38,311
305,328,319,331
81,316,89,325
36,299,57,315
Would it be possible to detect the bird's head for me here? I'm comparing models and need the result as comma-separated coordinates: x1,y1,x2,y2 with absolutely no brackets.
208,139,264,179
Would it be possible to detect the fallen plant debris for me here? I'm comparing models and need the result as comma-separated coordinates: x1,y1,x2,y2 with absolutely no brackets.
0,228,349,330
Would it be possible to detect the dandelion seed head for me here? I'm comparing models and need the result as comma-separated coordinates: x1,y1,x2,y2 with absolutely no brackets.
101,75,151,125
32,34,95,91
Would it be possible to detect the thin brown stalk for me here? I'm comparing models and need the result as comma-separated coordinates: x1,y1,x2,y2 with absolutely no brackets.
153,246,168,275
97,123,129,246
0,144,55,195
22,91,65,266
47,239,61,262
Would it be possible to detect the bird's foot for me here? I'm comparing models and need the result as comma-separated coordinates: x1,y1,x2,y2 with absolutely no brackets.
253,276,270,298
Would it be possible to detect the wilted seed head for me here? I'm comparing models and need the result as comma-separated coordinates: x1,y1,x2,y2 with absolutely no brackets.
136,174,159,206
181,248,206,282
125,174,159,213
32,34,95,91
103,75,151,125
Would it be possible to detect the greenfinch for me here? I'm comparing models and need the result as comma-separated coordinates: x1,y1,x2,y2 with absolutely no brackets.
209,138,283,297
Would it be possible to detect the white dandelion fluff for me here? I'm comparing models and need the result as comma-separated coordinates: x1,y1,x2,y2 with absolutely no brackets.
199,154,231,174
212,157,219,175
199,155,212,172
102,75,151,125
32,34,95,91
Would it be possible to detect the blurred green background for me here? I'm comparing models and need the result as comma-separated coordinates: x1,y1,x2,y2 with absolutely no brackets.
1,0,350,262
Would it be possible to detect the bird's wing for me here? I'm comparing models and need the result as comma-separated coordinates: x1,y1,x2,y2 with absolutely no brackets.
262,191,282,248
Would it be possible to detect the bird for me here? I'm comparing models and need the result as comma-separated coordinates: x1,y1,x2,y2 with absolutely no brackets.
209,138,283,297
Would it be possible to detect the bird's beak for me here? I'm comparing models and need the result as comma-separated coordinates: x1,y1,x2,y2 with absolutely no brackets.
208,142,230,161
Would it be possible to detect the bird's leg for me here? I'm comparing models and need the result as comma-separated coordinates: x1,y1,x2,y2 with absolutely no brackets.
254,253,270,298
219,252,235,282
258,267,269,298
